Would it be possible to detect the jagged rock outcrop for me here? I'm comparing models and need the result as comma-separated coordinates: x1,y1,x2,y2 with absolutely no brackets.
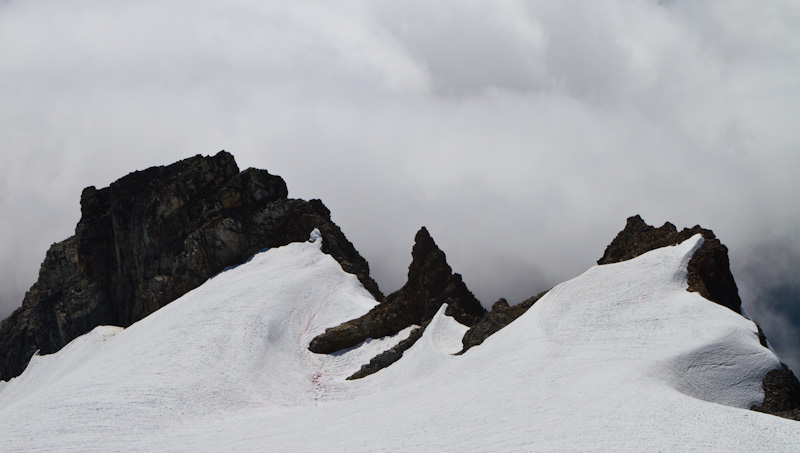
459,291,548,354
309,227,485,355
752,364,800,421
598,215,742,313
346,322,429,380
0,151,380,381
600,215,800,421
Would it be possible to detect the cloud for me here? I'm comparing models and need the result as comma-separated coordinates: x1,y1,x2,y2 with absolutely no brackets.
1,0,798,366
736,241,800,371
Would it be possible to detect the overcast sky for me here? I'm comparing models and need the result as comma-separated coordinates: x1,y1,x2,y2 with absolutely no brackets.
1,0,799,369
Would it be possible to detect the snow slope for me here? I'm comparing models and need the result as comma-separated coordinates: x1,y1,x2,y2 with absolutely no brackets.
1,232,798,451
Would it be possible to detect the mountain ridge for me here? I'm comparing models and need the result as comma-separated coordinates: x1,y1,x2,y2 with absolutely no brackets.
598,214,742,313
2,229,798,451
0,151,379,381
1,151,798,425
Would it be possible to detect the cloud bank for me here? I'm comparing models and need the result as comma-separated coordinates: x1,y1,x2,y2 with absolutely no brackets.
1,0,798,367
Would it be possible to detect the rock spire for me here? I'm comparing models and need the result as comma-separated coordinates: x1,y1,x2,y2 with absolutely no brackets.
309,227,485,355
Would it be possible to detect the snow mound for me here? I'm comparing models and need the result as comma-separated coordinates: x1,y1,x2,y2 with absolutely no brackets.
519,234,777,409
427,304,470,355
0,326,123,408
1,234,798,452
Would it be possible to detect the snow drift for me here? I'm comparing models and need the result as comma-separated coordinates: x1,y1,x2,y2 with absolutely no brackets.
1,232,798,451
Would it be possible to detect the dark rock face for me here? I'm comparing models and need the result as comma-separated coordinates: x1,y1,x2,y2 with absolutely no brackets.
752,364,800,421
309,227,485,355
347,322,429,380
598,215,742,313
0,151,380,381
459,291,548,354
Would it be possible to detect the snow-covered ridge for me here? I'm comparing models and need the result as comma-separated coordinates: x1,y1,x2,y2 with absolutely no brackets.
521,234,777,408
1,234,798,451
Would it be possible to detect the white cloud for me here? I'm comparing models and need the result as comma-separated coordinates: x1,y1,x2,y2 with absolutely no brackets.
1,0,799,365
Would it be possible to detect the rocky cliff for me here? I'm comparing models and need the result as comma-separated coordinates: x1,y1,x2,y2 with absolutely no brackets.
0,151,380,381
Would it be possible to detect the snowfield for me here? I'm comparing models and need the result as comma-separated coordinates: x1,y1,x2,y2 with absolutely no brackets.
1,232,798,451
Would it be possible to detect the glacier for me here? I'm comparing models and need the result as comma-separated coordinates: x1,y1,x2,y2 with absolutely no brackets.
0,232,798,451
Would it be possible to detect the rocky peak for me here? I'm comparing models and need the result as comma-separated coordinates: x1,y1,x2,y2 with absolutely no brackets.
597,215,800,421
598,215,742,313
0,151,379,381
401,227,485,326
407,227,446,289
308,227,486,356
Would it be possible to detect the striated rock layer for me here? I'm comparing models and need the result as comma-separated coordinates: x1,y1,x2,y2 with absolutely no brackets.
0,151,380,381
